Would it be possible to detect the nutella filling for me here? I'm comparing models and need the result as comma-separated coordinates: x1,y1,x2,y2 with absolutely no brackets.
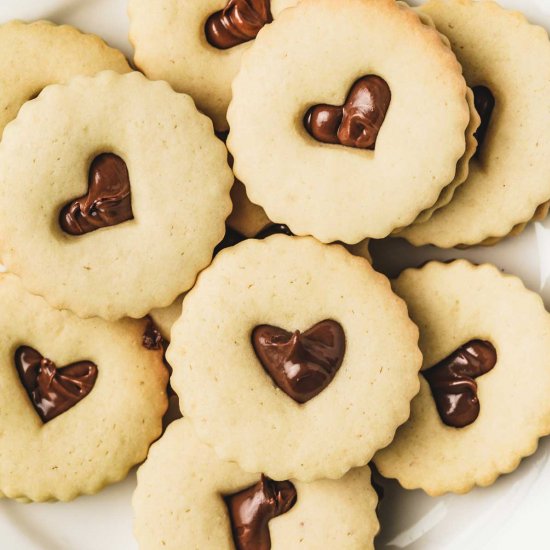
422,339,497,428
252,319,345,403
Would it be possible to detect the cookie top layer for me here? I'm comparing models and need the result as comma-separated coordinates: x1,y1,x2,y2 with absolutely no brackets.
0,71,233,320
0,273,168,502
0,20,130,138
227,0,470,243
399,0,550,247
129,0,298,130
133,418,379,549
167,235,421,481
374,261,550,495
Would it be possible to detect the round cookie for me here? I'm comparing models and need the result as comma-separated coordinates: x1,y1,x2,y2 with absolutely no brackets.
398,0,550,247
0,71,233,320
0,20,130,138
167,235,421,481
0,273,168,502
128,0,299,130
374,260,550,496
227,0,471,243
133,418,379,550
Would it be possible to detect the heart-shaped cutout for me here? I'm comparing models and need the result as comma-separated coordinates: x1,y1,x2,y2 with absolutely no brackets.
205,0,272,50
59,153,134,236
304,75,391,150
15,346,98,423
225,474,297,550
252,319,345,403
422,339,496,428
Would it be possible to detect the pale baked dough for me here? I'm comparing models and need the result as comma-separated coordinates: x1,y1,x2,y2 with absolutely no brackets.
0,274,168,502
129,0,299,130
133,418,379,549
0,20,130,138
0,71,233,320
399,0,550,247
167,236,421,481
227,0,470,243
374,261,550,495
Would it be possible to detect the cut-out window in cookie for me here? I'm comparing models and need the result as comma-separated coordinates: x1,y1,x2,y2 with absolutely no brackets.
15,345,98,423
205,0,272,50
252,319,345,403
422,339,497,428
224,474,297,550
304,75,391,150
59,153,134,235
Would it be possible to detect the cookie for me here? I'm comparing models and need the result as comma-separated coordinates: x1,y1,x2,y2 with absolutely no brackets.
0,273,168,502
133,418,379,549
128,0,299,130
167,235,421,481
0,71,233,320
398,0,550,247
227,0,472,243
374,260,550,496
0,20,130,138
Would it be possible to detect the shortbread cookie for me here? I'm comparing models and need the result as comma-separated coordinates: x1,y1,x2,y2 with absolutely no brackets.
399,0,550,247
227,0,471,243
0,20,130,138
0,71,233,320
134,418,379,549
374,261,550,495
0,273,168,502
129,0,298,130
167,236,421,481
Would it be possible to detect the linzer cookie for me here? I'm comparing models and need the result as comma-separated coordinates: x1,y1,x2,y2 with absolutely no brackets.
0,273,168,502
374,261,550,495
133,418,379,549
0,20,130,138
227,0,472,243
128,0,298,130
167,236,421,481
398,0,550,247
0,71,233,320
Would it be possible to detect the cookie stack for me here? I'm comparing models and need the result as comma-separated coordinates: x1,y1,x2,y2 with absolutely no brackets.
1,0,550,548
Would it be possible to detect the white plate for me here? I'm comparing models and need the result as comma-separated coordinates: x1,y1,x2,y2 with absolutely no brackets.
1,0,550,548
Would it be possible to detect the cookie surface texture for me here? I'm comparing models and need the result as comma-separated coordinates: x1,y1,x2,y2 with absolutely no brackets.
0,20,130,138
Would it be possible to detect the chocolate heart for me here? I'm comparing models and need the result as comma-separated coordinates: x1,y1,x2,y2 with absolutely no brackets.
59,153,134,236
472,85,495,153
252,319,345,403
15,346,98,423
304,75,391,150
225,474,297,550
422,340,497,428
205,0,272,50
